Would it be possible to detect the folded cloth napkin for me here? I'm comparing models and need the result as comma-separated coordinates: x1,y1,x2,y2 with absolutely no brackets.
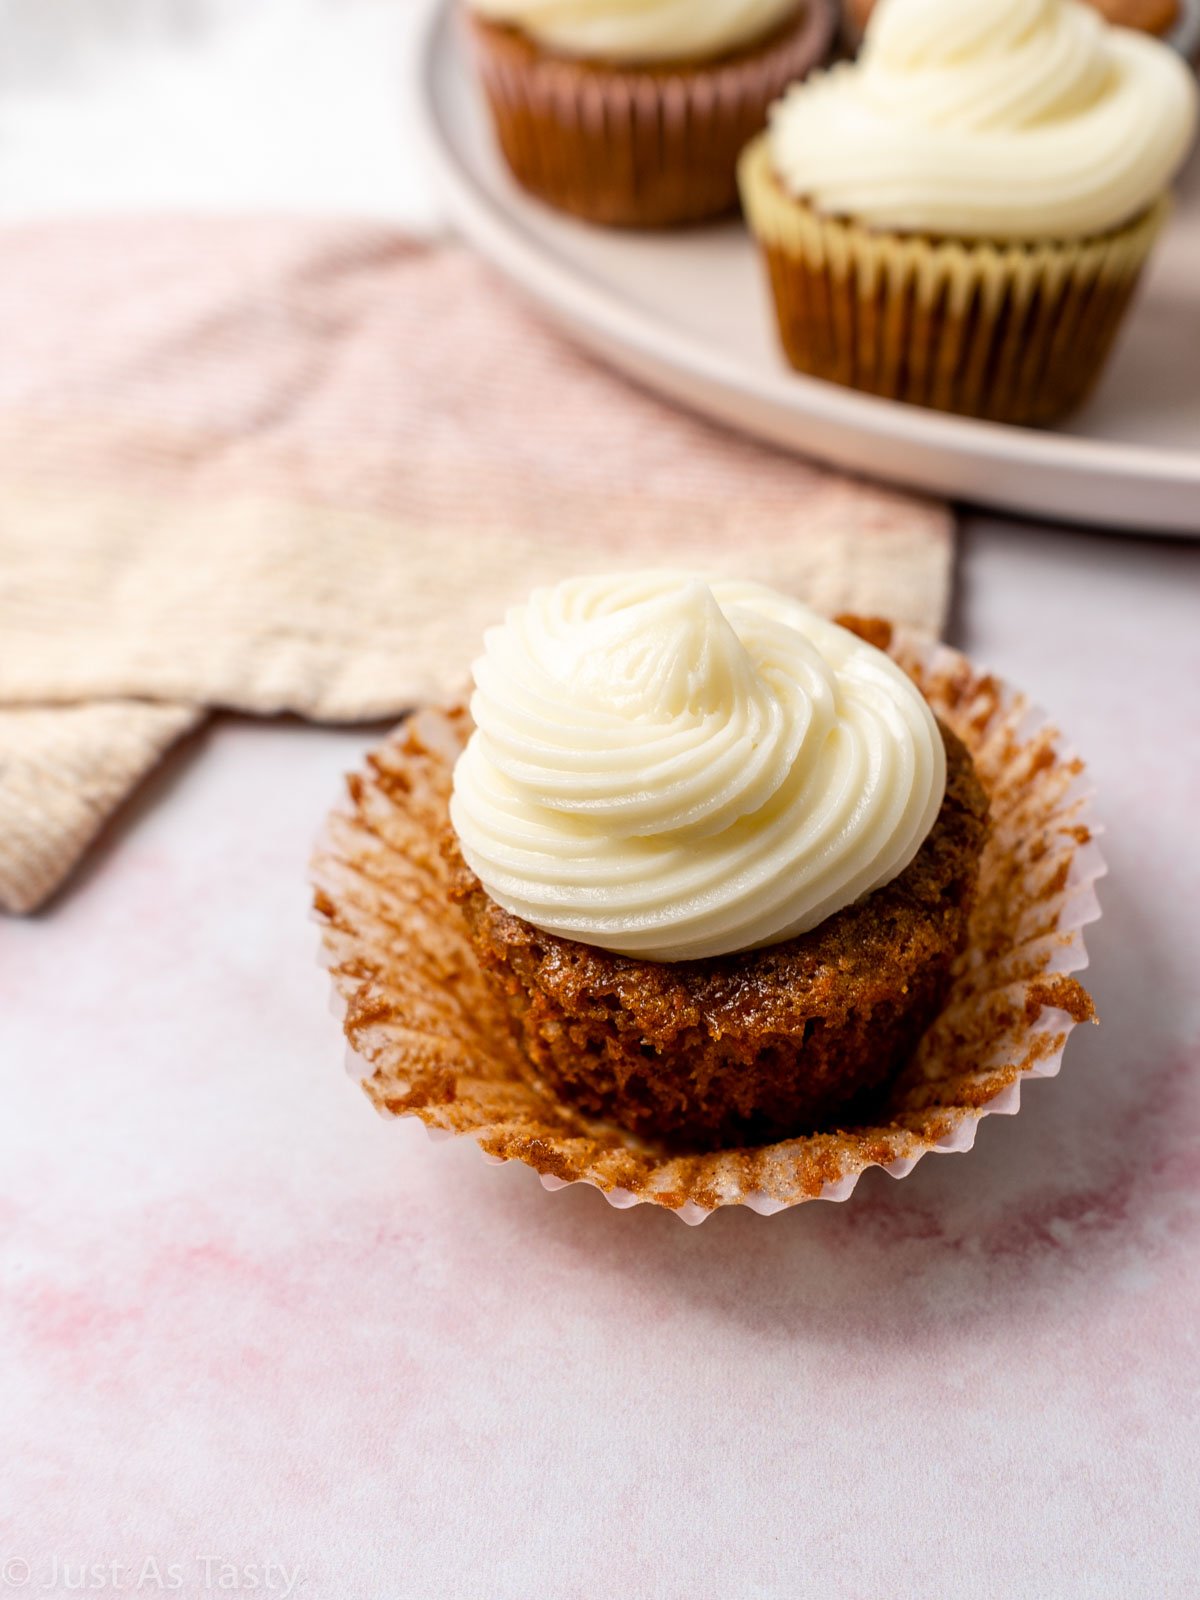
0,217,954,914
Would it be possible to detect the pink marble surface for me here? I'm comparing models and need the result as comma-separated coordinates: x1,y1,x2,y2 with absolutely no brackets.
2,518,1199,1598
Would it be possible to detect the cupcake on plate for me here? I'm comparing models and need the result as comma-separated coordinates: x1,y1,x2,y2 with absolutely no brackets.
464,0,835,226
739,0,1199,424
447,573,989,1147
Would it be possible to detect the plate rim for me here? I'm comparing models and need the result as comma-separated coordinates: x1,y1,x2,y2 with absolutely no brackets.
415,0,1200,535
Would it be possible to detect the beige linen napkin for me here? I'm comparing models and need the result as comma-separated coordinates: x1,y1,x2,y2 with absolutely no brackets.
0,217,953,913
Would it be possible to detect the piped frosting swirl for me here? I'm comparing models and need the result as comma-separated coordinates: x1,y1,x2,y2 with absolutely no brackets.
450,573,946,963
767,0,1198,240
468,0,801,64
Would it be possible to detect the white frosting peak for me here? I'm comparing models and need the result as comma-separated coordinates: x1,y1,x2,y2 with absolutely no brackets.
468,0,800,64
768,0,1198,240
450,573,947,963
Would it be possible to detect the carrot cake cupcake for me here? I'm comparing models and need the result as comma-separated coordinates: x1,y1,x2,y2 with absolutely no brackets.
739,0,1198,423
464,0,835,226
447,572,989,1147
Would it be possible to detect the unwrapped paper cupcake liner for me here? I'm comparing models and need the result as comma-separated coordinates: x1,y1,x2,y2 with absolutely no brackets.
467,3,835,227
312,627,1101,1223
739,135,1167,426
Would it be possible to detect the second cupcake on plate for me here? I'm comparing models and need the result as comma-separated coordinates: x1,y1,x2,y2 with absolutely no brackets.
465,0,835,226
739,0,1198,424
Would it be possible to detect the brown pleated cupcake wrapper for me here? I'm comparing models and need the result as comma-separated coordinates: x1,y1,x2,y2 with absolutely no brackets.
312,628,1101,1223
739,135,1167,425
467,4,835,227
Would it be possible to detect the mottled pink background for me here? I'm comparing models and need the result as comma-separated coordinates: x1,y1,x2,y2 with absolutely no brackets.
2,521,1199,1598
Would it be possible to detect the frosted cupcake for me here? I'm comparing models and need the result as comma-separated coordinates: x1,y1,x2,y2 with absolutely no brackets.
739,0,1198,424
464,0,835,226
447,573,988,1147
315,582,1101,1214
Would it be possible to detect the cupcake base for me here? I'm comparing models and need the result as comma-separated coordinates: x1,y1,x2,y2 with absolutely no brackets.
467,3,835,228
453,717,988,1150
738,135,1167,426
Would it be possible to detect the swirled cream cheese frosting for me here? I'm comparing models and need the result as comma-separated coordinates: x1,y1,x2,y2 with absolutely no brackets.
450,573,946,963
767,0,1198,241
468,0,801,64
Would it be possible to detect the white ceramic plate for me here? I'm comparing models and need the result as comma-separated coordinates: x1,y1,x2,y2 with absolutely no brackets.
416,0,1200,534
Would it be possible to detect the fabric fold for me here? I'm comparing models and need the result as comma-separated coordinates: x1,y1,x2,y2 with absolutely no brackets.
0,218,954,913
0,702,204,914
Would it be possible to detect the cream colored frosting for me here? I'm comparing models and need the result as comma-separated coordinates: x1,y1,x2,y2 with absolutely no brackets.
468,0,800,63
450,573,946,963
767,0,1198,241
